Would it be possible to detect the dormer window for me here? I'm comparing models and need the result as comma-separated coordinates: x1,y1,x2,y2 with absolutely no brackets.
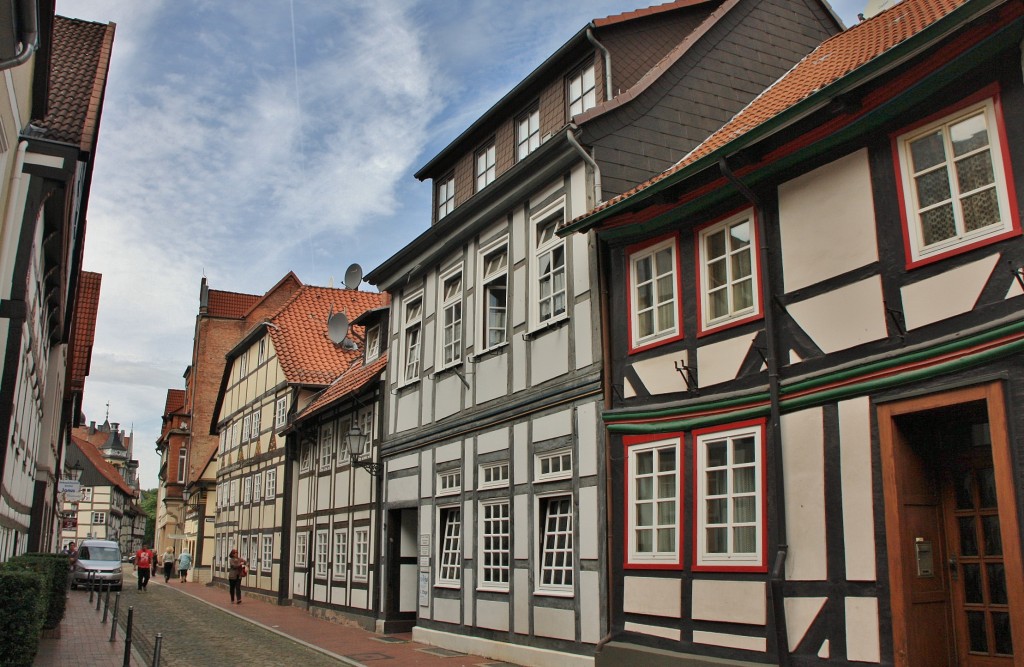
568,62,596,118
365,323,381,362
517,107,540,161
476,142,496,191
437,175,455,220
257,338,266,364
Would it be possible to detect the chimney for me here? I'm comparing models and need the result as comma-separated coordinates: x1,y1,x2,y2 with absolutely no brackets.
89,421,95,433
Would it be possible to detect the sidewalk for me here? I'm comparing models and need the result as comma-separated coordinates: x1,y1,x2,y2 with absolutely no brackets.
36,576,518,666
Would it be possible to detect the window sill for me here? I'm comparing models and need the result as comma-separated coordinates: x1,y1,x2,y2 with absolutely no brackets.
533,588,574,598
525,315,569,340
469,342,509,363
434,582,461,590
476,585,510,594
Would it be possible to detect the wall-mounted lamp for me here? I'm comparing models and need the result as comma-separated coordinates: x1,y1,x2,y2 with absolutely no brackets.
66,461,83,482
345,426,381,477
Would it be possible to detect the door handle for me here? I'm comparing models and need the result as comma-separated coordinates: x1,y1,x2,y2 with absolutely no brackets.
948,554,958,580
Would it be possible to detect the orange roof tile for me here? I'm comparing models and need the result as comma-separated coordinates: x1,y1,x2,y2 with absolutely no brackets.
207,289,261,319
70,434,136,496
267,287,390,386
298,354,388,421
571,0,990,226
69,271,101,393
163,389,186,417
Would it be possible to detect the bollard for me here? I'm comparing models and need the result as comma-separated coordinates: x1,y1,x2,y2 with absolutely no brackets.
88,573,95,603
102,586,110,624
96,581,104,610
109,593,120,642
153,632,163,667
123,606,134,667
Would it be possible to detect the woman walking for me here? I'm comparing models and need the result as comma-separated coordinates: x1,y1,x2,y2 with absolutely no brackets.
177,549,192,583
161,546,175,583
228,548,247,604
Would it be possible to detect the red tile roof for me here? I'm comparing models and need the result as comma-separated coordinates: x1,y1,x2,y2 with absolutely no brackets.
571,0,990,226
267,287,390,386
70,434,136,496
69,271,101,393
298,354,388,421
32,16,115,152
207,290,261,318
163,389,186,417
594,0,715,27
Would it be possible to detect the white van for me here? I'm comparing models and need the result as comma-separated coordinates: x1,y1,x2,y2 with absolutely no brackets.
70,539,123,590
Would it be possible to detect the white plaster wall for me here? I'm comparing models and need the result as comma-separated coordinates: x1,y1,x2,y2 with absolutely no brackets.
623,622,680,641
845,597,881,663
435,373,463,420
420,450,434,498
433,596,461,624
514,494,529,560
534,606,575,641
778,149,879,293
531,327,570,385
697,332,757,387
477,599,510,632
693,631,766,652
901,254,997,330
630,349,688,397
573,299,595,369
476,353,508,405
786,277,887,353
579,485,598,560
477,427,508,455
435,442,461,463
351,588,368,608
514,568,530,634
784,597,827,651
512,265,527,330
395,390,420,432
839,397,876,581
388,452,418,472
577,402,599,478
463,569,475,626
580,570,601,644
513,423,529,485
691,580,765,624
533,408,572,441
624,576,682,618
781,408,827,581
572,233,591,300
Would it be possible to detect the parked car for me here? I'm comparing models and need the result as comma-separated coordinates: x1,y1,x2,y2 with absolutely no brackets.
70,539,123,590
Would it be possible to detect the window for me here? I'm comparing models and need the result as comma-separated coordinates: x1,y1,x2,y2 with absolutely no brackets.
625,436,680,567
243,476,252,503
697,210,760,333
896,94,1017,266
81,487,93,502
319,423,334,470
261,535,272,572
695,421,766,570
250,410,261,441
238,351,248,379
252,473,262,502
517,107,540,160
437,469,461,496
242,414,251,442
536,449,572,482
437,507,462,586
365,324,381,362
219,430,226,455
315,530,329,577
402,293,423,384
479,501,510,589
533,206,567,327
229,479,239,504
295,532,308,568
479,462,509,489
537,495,573,593
231,421,240,448
275,397,288,429
437,175,455,220
476,142,496,191
241,536,248,567
333,529,348,580
567,62,596,118
628,234,682,352
353,528,369,582
480,242,508,350
439,269,463,368
265,469,277,498
300,441,312,473
92,512,106,525
257,338,267,364
177,446,187,484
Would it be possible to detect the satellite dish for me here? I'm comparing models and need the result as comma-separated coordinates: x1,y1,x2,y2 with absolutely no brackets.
343,263,363,290
327,312,349,344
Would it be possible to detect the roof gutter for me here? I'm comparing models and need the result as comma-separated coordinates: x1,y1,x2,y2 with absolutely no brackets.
562,0,1013,235
0,0,38,71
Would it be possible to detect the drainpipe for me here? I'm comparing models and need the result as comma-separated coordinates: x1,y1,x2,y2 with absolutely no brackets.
718,157,790,665
585,27,613,100
566,127,604,208
0,0,38,71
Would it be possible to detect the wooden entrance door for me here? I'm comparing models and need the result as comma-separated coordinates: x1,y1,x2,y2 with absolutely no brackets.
879,383,1024,667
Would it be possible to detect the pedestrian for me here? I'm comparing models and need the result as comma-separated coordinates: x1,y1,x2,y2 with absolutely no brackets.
177,548,192,583
161,546,175,583
134,544,155,591
65,541,77,571
228,548,246,604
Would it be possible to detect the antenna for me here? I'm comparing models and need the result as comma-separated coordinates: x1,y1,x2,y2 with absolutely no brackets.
343,263,363,290
327,312,350,345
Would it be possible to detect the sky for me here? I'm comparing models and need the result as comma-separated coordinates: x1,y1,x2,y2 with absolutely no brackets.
54,0,868,490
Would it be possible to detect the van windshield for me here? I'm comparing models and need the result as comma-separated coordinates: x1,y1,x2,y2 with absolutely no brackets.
80,546,120,561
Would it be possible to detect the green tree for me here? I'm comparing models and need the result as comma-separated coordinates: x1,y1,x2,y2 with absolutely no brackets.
140,489,158,545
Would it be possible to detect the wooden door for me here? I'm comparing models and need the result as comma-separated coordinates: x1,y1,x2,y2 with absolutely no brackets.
879,383,1024,667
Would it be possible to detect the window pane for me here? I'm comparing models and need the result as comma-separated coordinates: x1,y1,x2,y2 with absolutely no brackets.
636,283,653,310
983,515,1002,555
988,562,1008,604
950,113,988,156
657,449,675,472
656,275,675,304
729,221,750,250
635,256,651,283
636,478,653,501
731,249,751,280
732,279,753,312
956,151,995,193
978,468,997,508
910,131,946,171
707,258,727,288
654,248,673,274
962,188,1001,232
921,204,956,245
733,437,756,463
967,611,988,653
636,529,653,553
658,474,676,499
706,229,725,259
637,311,654,338
734,496,755,523
706,527,727,553
733,467,755,494
993,612,1013,655
734,526,757,553
657,501,675,524
959,516,978,556
915,168,951,208
963,563,983,604
710,289,728,320
706,498,726,524
707,442,727,467
706,469,726,496
657,528,675,552
636,451,653,475
636,503,652,526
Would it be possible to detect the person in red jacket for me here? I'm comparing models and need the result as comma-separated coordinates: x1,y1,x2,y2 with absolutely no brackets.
134,545,155,592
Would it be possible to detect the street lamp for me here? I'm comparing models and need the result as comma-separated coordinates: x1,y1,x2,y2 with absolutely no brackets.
66,461,83,481
345,426,381,477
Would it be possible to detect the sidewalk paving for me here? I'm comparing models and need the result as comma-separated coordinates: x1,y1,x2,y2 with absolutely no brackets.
36,575,519,666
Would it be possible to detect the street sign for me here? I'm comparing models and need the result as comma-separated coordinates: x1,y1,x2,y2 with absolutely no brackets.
58,479,81,493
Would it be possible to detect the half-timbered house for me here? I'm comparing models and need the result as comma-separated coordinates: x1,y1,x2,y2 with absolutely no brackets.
364,1,840,665
561,0,1024,664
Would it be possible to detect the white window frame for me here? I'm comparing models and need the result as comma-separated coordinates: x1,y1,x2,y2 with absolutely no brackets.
231,421,240,448
628,234,682,352
177,446,187,484
694,421,765,571
535,494,574,595
353,527,369,582
478,500,510,591
300,441,312,473
476,141,496,191
238,351,248,379
92,512,106,525
437,175,455,220
478,239,509,352
243,476,252,504
335,419,351,466
229,479,239,504
257,338,267,364
265,469,277,498
437,469,462,497
261,535,273,573
567,62,596,118
697,209,760,333
275,396,288,429
531,200,567,330
295,532,308,569
625,436,681,567
365,323,381,362
517,106,540,161
240,535,249,568
250,409,261,441
315,529,329,577
241,414,251,442
478,461,509,490
436,505,462,587
896,95,1017,266
401,292,423,385
438,266,463,369
252,472,262,502
319,423,334,470
536,448,572,482
333,528,348,580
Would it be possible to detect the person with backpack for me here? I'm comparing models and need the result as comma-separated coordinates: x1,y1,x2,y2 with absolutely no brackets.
134,544,155,591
